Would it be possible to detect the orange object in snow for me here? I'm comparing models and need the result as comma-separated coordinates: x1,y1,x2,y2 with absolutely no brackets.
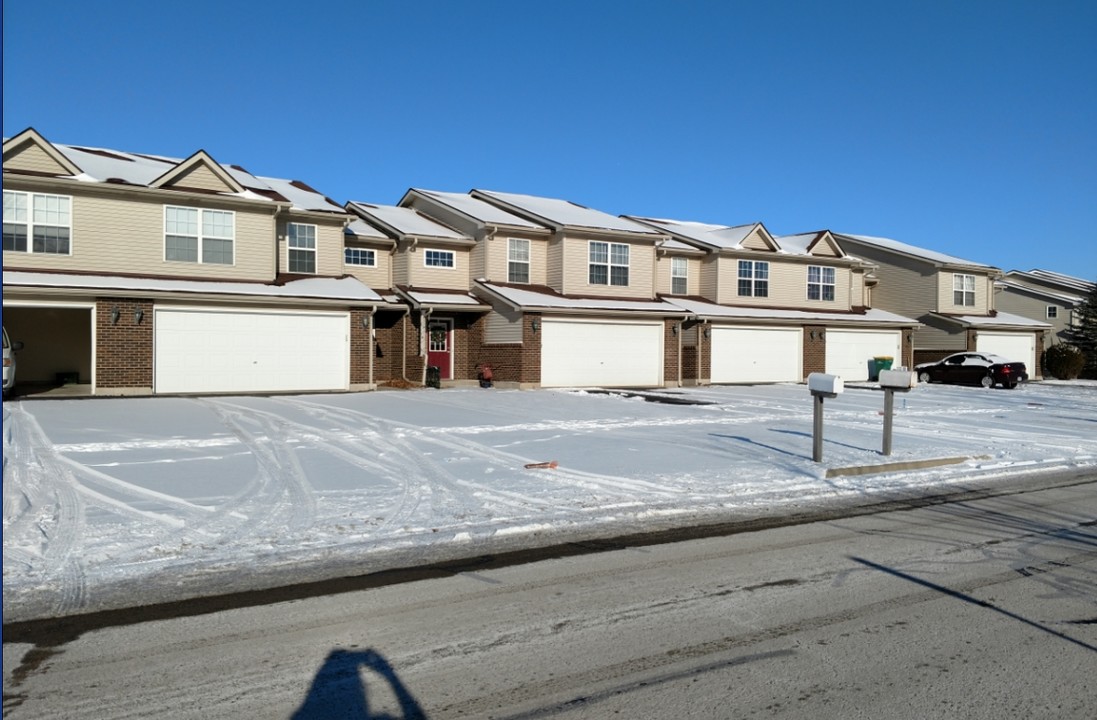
524,460,559,469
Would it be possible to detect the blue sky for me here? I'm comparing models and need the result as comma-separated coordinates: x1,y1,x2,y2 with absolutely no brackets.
4,1,1095,280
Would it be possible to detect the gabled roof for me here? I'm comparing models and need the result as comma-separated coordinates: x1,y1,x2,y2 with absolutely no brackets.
344,217,396,244
834,233,995,271
395,286,489,312
472,190,662,237
1005,269,1095,296
3,128,345,215
401,189,547,231
345,201,472,243
626,216,778,252
928,311,1051,330
775,230,845,258
996,278,1085,305
475,281,686,316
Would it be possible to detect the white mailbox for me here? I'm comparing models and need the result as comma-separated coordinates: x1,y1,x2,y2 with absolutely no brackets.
879,369,917,391
807,372,844,398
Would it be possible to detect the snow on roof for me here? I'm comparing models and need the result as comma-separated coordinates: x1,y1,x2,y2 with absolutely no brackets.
345,217,394,242
1008,269,1095,294
996,279,1083,305
398,289,487,309
479,282,685,314
474,190,661,235
943,311,1051,329
348,202,470,241
629,216,762,250
411,190,544,229
668,297,919,325
3,270,384,302
49,143,344,214
838,234,993,269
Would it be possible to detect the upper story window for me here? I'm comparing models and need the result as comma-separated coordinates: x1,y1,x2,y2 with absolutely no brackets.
589,241,629,286
287,222,317,274
424,249,455,268
807,265,836,301
508,238,530,284
165,206,233,265
3,190,72,255
738,260,769,297
1047,305,1058,319
671,257,688,295
345,247,376,267
953,273,976,306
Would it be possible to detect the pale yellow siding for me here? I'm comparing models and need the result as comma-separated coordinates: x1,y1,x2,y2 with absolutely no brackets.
547,233,564,292
4,142,68,175
484,306,523,343
810,238,840,257
166,164,233,193
741,229,772,251
2,190,276,281
716,258,851,309
342,243,391,290
392,244,410,286
655,254,701,295
558,236,656,298
485,234,548,285
849,271,866,307
405,245,471,290
700,255,719,301
936,271,990,314
276,219,345,276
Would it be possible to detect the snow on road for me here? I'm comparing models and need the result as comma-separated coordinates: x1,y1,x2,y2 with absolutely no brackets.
4,381,1096,621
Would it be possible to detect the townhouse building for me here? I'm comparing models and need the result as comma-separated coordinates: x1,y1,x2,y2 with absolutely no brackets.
995,270,1093,346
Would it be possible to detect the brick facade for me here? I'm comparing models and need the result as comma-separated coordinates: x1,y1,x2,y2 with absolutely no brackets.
803,325,825,378
95,298,153,388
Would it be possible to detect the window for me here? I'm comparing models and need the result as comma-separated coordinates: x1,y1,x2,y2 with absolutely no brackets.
508,238,530,284
3,190,72,254
1047,305,1058,319
165,206,233,264
424,249,454,268
589,241,629,286
287,223,317,274
807,266,836,301
738,260,769,297
671,257,688,295
953,273,975,306
344,247,376,266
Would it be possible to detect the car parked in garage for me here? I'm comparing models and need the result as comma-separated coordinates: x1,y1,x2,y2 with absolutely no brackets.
3,327,23,398
915,352,1027,389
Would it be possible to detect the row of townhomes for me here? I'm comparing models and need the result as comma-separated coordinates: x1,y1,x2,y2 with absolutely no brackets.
2,129,1056,397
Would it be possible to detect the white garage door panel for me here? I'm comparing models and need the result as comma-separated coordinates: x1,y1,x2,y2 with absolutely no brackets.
977,332,1035,371
826,329,902,382
711,327,801,383
155,308,348,394
541,320,663,388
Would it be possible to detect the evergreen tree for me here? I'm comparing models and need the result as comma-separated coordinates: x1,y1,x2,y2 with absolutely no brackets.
1075,280,1097,378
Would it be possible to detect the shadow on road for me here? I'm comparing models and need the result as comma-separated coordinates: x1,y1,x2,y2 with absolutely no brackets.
292,648,427,719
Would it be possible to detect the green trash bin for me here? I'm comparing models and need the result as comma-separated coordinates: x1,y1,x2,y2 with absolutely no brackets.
872,356,894,380
426,365,441,389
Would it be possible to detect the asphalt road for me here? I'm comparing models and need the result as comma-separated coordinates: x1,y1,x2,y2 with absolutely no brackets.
4,471,1095,719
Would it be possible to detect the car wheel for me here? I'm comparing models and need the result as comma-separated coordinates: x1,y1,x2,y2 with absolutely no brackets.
980,375,994,388
918,371,931,384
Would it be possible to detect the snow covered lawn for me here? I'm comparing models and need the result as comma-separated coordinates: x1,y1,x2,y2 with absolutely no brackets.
4,381,1096,621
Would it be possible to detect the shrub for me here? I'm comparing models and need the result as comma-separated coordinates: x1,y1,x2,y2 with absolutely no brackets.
1043,343,1087,380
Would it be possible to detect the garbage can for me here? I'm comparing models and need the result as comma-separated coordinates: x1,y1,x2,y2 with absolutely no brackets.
872,356,894,380
426,365,441,389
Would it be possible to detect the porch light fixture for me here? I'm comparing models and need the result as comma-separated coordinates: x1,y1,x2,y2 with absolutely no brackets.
703,327,710,339
110,307,120,325
133,309,144,325
531,319,540,333
671,323,678,336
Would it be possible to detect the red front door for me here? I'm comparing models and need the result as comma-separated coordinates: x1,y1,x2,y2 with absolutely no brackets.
427,319,453,380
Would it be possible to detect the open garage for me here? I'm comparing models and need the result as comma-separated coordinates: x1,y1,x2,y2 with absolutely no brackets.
710,326,802,384
539,318,664,388
1,301,94,393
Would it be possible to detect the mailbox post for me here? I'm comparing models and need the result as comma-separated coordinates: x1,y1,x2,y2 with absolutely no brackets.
807,373,843,462
878,369,917,455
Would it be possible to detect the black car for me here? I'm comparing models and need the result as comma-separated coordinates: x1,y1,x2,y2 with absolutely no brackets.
915,352,1027,389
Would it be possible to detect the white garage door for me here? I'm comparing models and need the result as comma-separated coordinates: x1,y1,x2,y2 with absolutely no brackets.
711,326,801,383
155,307,349,394
826,329,902,381
977,332,1036,373
540,319,663,388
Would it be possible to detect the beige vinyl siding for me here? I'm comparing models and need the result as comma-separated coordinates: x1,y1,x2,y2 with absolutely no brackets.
559,236,656,298
391,244,410,286
656,254,701,295
485,234,548,285
406,245,470,290
470,235,487,281
342,242,390,289
5,142,69,175
740,228,773,251
166,164,233,193
547,233,565,292
484,306,523,343
700,255,719,301
997,290,1070,342
937,271,990,314
810,238,840,257
916,314,968,350
2,191,276,280
716,258,851,309
276,219,345,276
840,246,936,317
849,271,867,307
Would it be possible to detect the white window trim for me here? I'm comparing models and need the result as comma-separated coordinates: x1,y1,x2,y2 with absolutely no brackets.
344,246,377,267
508,238,530,284
1046,305,1058,319
953,273,976,307
287,222,318,274
806,265,836,301
163,205,235,265
588,240,630,287
423,248,455,269
3,190,73,255
738,260,769,297
670,257,688,295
